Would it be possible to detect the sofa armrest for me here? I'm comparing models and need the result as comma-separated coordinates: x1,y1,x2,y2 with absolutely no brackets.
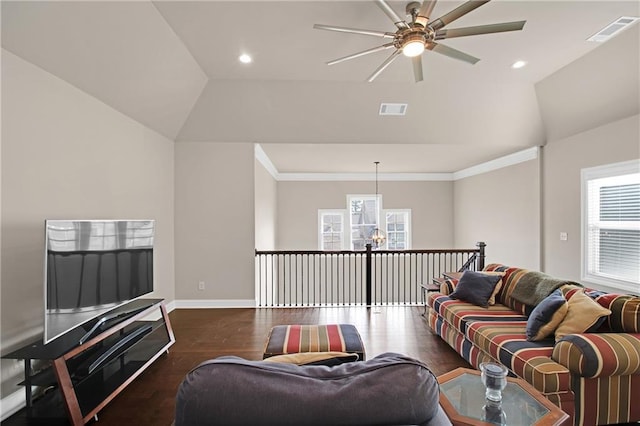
552,333,640,378
439,278,458,295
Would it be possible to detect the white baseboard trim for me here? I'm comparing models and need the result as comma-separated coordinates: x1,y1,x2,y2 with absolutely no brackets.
165,299,177,313
174,299,256,309
1,389,25,421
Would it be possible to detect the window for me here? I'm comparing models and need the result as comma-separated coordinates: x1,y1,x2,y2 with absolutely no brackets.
582,160,640,293
385,210,411,250
318,196,412,251
348,195,381,250
318,210,345,250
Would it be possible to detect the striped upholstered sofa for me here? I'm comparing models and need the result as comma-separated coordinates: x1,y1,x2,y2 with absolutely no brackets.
427,263,640,426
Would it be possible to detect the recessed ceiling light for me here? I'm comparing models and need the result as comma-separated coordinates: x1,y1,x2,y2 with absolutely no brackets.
239,54,252,64
511,60,527,69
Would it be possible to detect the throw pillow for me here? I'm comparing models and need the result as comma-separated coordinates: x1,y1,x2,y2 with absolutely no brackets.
526,289,568,341
264,351,359,366
483,271,506,305
449,270,502,308
554,289,612,342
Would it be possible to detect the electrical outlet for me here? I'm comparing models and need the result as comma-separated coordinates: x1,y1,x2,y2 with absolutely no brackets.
198,281,205,291
560,232,568,241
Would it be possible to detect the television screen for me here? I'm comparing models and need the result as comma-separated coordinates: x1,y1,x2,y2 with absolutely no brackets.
44,220,155,344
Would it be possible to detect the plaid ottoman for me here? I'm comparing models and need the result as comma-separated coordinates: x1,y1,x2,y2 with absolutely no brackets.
263,324,366,361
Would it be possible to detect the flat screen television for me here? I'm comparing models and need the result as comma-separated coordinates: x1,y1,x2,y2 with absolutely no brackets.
44,219,155,344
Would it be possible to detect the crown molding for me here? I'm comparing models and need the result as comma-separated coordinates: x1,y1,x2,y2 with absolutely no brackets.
254,144,540,182
277,172,453,181
453,147,540,180
254,144,279,180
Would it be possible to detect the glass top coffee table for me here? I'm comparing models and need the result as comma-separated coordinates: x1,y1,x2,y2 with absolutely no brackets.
438,368,569,426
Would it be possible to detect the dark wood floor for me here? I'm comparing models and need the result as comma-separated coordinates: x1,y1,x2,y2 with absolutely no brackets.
3,306,470,426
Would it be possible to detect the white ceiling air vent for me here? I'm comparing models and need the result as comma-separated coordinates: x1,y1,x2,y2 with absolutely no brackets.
588,16,639,42
379,103,407,116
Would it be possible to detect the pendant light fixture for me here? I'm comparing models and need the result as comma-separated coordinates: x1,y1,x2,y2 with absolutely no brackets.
370,161,386,249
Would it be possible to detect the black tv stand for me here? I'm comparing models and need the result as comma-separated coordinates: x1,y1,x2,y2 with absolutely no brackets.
3,299,174,425
78,304,150,345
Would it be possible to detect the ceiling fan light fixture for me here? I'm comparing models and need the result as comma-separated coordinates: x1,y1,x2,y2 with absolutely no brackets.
402,40,425,57
315,0,526,82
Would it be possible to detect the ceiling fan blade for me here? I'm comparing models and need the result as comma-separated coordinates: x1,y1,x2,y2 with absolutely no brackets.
313,24,396,39
327,43,396,66
414,0,438,27
429,0,491,31
434,21,526,39
426,42,480,64
367,49,402,82
412,56,424,82
375,0,409,30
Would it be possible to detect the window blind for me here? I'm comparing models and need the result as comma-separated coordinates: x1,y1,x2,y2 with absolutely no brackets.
586,173,640,287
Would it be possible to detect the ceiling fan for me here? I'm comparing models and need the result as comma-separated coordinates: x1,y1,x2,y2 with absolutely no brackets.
314,0,526,82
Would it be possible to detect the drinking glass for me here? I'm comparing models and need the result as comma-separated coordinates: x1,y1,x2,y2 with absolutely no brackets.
482,399,507,425
480,362,508,402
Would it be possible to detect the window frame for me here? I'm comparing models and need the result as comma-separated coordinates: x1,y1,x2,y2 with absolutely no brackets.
347,194,383,251
581,159,640,293
318,209,346,251
384,209,412,250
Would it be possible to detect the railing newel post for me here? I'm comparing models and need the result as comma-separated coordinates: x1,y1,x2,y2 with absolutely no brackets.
365,244,372,307
477,241,486,271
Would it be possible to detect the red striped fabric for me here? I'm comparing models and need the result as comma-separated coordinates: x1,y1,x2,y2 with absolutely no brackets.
264,324,365,361
326,324,342,351
286,325,302,353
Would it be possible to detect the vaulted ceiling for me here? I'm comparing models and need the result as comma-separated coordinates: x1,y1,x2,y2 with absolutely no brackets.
2,1,639,173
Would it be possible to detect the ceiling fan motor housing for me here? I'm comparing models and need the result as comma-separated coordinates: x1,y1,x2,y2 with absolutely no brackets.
395,26,432,51
406,1,422,21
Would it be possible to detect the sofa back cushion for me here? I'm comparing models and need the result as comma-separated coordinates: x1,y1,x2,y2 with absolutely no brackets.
484,264,530,315
593,293,640,333
175,352,442,426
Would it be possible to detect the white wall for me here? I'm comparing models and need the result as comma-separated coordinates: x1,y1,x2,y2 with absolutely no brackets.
1,49,175,402
542,114,640,285
254,159,277,251
453,158,541,270
174,142,255,303
277,180,454,250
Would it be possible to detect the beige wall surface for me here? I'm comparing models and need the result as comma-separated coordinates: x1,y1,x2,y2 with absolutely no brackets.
174,142,255,301
1,50,175,396
453,158,541,270
254,159,277,251
277,180,454,250
542,114,640,286
536,24,639,143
